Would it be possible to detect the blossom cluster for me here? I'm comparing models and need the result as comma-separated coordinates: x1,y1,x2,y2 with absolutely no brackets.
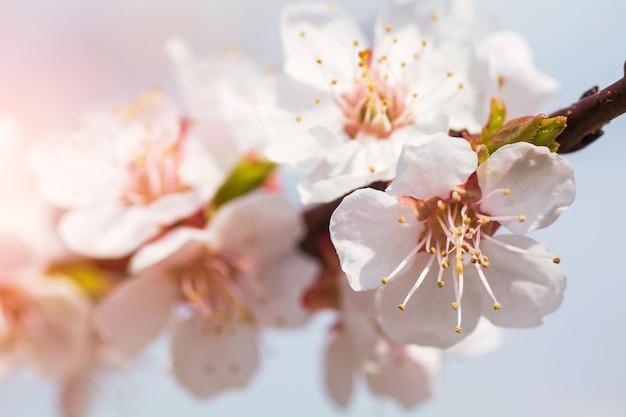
1,1,578,415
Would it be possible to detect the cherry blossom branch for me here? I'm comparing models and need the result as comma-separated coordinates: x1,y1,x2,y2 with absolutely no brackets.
300,63,626,258
552,60,626,153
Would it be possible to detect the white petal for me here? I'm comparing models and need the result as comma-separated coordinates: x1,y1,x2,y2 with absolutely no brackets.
93,272,177,358
477,142,576,233
447,317,502,357
365,343,442,409
208,193,303,265
26,279,92,378
249,251,319,328
298,135,400,204
324,331,356,408
377,254,483,348
480,31,559,117
281,3,367,92
130,227,210,273
375,0,474,47
170,318,259,398
329,188,422,291
386,132,477,200
478,234,566,327
59,190,206,258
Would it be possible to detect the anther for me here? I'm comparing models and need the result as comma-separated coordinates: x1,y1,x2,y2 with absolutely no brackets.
369,165,376,173
381,276,388,284
452,191,461,202
441,250,448,257
442,261,449,269
458,83,464,90
478,217,489,225
382,99,389,107
454,326,461,333
553,257,561,264
471,258,477,264
353,40,359,46
429,246,436,254
493,302,502,310
502,188,510,195
518,215,526,223
299,31,305,37
412,92,418,98
331,79,337,85
451,302,458,310
437,281,445,288
447,71,453,77
315,98,321,104
398,304,406,311
316,58,322,64
401,61,406,68
295,115,302,122
413,53,419,59
397,216,406,224
393,37,398,44
463,217,471,225
385,24,393,32
432,13,439,20
437,200,446,210
421,39,427,46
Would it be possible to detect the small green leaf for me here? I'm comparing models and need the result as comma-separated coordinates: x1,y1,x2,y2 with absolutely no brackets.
481,97,507,141
211,158,278,211
532,116,567,148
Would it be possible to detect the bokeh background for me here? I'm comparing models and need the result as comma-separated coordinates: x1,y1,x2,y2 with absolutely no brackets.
0,1,625,416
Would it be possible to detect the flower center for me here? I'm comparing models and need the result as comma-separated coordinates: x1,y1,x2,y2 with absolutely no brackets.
175,248,261,334
382,186,559,334
121,92,191,206
339,49,413,140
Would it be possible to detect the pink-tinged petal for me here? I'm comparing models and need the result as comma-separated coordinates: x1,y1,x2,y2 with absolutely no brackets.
59,368,94,417
478,234,566,328
377,253,483,348
208,193,303,265
365,344,442,409
281,3,367,92
249,251,319,328
330,188,422,291
59,190,206,258
324,330,355,408
447,317,503,357
25,279,91,378
130,227,210,273
480,31,559,117
386,133,477,200
93,272,177,358
170,317,259,398
477,142,575,234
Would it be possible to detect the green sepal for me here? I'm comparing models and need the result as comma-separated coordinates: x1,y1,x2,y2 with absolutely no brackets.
481,97,507,141
210,157,278,212
532,116,566,148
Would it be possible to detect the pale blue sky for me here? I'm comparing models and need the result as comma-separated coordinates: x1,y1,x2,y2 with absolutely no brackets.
1,1,625,416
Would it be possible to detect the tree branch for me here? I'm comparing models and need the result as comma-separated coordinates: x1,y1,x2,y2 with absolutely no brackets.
551,60,626,153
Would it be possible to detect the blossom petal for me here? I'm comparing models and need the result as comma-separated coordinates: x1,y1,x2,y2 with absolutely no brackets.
281,3,367,92
377,253,483,348
170,318,259,398
324,330,355,408
330,188,422,291
365,344,442,409
298,132,402,203
479,31,559,117
130,227,210,273
208,193,303,265
386,133,477,200
59,190,206,258
478,234,566,327
477,142,575,234
249,251,319,328
26,279,91,378
447,317,503,357
93,272,177,358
